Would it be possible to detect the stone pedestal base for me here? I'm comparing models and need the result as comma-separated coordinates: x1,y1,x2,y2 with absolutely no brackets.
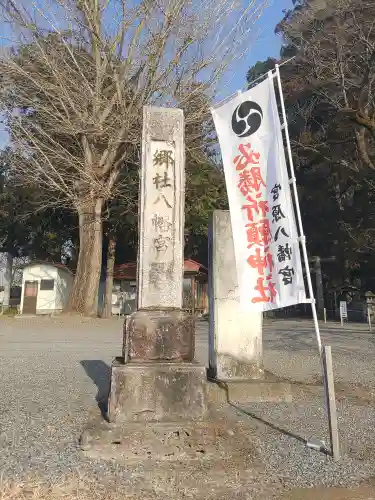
108,360,208,423
80,418,256,463
123,309,194,362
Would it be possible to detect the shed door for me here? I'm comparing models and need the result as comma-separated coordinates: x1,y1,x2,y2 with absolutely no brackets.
23,281,38,314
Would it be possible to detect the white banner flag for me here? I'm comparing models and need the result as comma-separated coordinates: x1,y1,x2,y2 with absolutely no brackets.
212,74,307,312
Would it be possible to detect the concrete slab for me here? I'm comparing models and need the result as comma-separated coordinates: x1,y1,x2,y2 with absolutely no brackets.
207,376,292,404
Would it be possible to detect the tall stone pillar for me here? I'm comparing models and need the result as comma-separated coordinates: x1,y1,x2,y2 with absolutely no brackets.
209,210,263,380
108,106,207,423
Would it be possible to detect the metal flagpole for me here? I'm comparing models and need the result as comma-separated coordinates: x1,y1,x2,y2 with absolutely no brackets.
274,64,322,354
212,56,296,110
275,64,340,462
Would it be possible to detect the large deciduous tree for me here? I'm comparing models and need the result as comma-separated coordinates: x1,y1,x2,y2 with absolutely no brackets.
0,0,267,315
277,0,375,266
278,0,375,171
246,0,375,290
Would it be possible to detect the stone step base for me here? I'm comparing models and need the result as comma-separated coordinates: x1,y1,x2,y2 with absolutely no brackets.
80,417,259,464
207,377,292,404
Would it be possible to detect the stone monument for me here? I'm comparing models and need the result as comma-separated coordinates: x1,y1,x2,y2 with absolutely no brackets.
80,109,289,467
108,106,208,424
209,210,263,380
208,210,291,403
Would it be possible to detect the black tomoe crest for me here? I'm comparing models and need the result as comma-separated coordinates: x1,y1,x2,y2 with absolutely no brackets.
231,101,263,138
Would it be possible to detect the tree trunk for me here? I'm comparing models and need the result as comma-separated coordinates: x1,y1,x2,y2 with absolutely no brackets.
68,199,103,316
68,212,93,313
83,199,103,317
2,253,12,312
102,236,117,318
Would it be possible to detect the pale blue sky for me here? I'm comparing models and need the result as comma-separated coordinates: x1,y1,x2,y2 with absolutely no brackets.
247,0,294,69
0,0,294,148
219,0,294,99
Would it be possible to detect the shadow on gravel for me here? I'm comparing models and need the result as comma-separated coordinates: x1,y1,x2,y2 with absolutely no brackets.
230,403,330,456
80,360,111,420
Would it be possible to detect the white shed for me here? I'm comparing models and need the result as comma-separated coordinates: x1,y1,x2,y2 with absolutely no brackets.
20,262,74,315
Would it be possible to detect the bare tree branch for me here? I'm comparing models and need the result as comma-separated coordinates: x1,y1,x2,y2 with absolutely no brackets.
0,0,268,314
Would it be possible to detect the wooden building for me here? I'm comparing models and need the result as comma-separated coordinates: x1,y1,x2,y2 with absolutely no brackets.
112,259,208,316
20,262,73,315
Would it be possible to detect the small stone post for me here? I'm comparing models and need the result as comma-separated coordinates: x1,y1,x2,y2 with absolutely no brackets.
209,210,263,380
108,106,207,423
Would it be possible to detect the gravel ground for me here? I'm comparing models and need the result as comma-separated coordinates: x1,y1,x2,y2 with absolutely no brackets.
262,319,375,388
247,319,375,495
0,316,374,499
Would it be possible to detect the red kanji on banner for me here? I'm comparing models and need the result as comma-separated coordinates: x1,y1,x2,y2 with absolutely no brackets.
238,168,266,195
242,195,269,222
234,144,261,171
246,219,272,248
233,140,278,306
251,275,277,304
247,248,273,276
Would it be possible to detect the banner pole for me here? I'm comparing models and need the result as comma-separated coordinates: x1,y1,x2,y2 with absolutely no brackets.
274,64,322,353
275,63,341,461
